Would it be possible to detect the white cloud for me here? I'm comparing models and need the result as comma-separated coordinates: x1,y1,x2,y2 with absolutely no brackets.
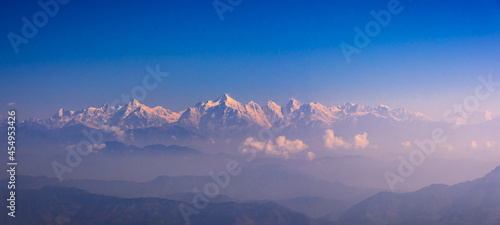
486,141,496,148
241,136,308,159
485,110,492,121
93,143,106,150
307,152,316,161
401,141,411,148
471,141,478,149
275,136,308,153
101,125,126,140
354,132,370,149
323,130,371,149
455,117,467,126
241,137,265,151
323,129,351,149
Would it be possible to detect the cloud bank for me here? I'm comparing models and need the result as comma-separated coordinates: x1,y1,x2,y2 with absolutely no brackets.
323,129,370,150
354,132,370,149
323,129,351,149
241,136,309,159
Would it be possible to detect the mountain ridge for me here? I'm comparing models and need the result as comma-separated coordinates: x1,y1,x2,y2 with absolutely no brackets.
336,164,500,225
27,94,431,131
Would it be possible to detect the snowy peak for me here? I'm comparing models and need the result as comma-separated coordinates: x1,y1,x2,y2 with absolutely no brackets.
127,99,144,110
284,99,301,116
214,93,232,103
245,101,261,112
43,100,180,129
244,101,271,128
215,93,242,109
196,93,243,111
176,107,202,128
301,102,334,121
332,102,430,122
116,99,146,118
338,102,366,114
266,101,282,113
179,94,270,130
34,95,430,130
263,101,284,123
52,108,75,119
111,99,180,129
127,99,141,106
377,105,391,111
285,102,336,127
280,101,430,128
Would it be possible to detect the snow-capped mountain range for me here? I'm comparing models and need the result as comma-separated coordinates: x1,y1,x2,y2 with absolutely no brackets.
28,94,430,130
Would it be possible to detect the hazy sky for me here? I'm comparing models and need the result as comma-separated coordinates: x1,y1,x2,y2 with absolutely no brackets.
1,0,500,120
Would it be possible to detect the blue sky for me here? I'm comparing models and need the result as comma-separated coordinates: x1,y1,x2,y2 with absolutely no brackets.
1,0,500,119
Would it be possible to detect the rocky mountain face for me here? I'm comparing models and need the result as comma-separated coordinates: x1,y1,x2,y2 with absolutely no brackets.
32,99,179,129
28,94,430,131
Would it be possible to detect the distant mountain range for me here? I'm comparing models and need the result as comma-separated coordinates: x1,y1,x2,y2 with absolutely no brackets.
9,164,378,203
14,94,499,171
97,141,202,155
0,187,327,225
25,93,431,131
3,165,500,224
336,165,500,225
